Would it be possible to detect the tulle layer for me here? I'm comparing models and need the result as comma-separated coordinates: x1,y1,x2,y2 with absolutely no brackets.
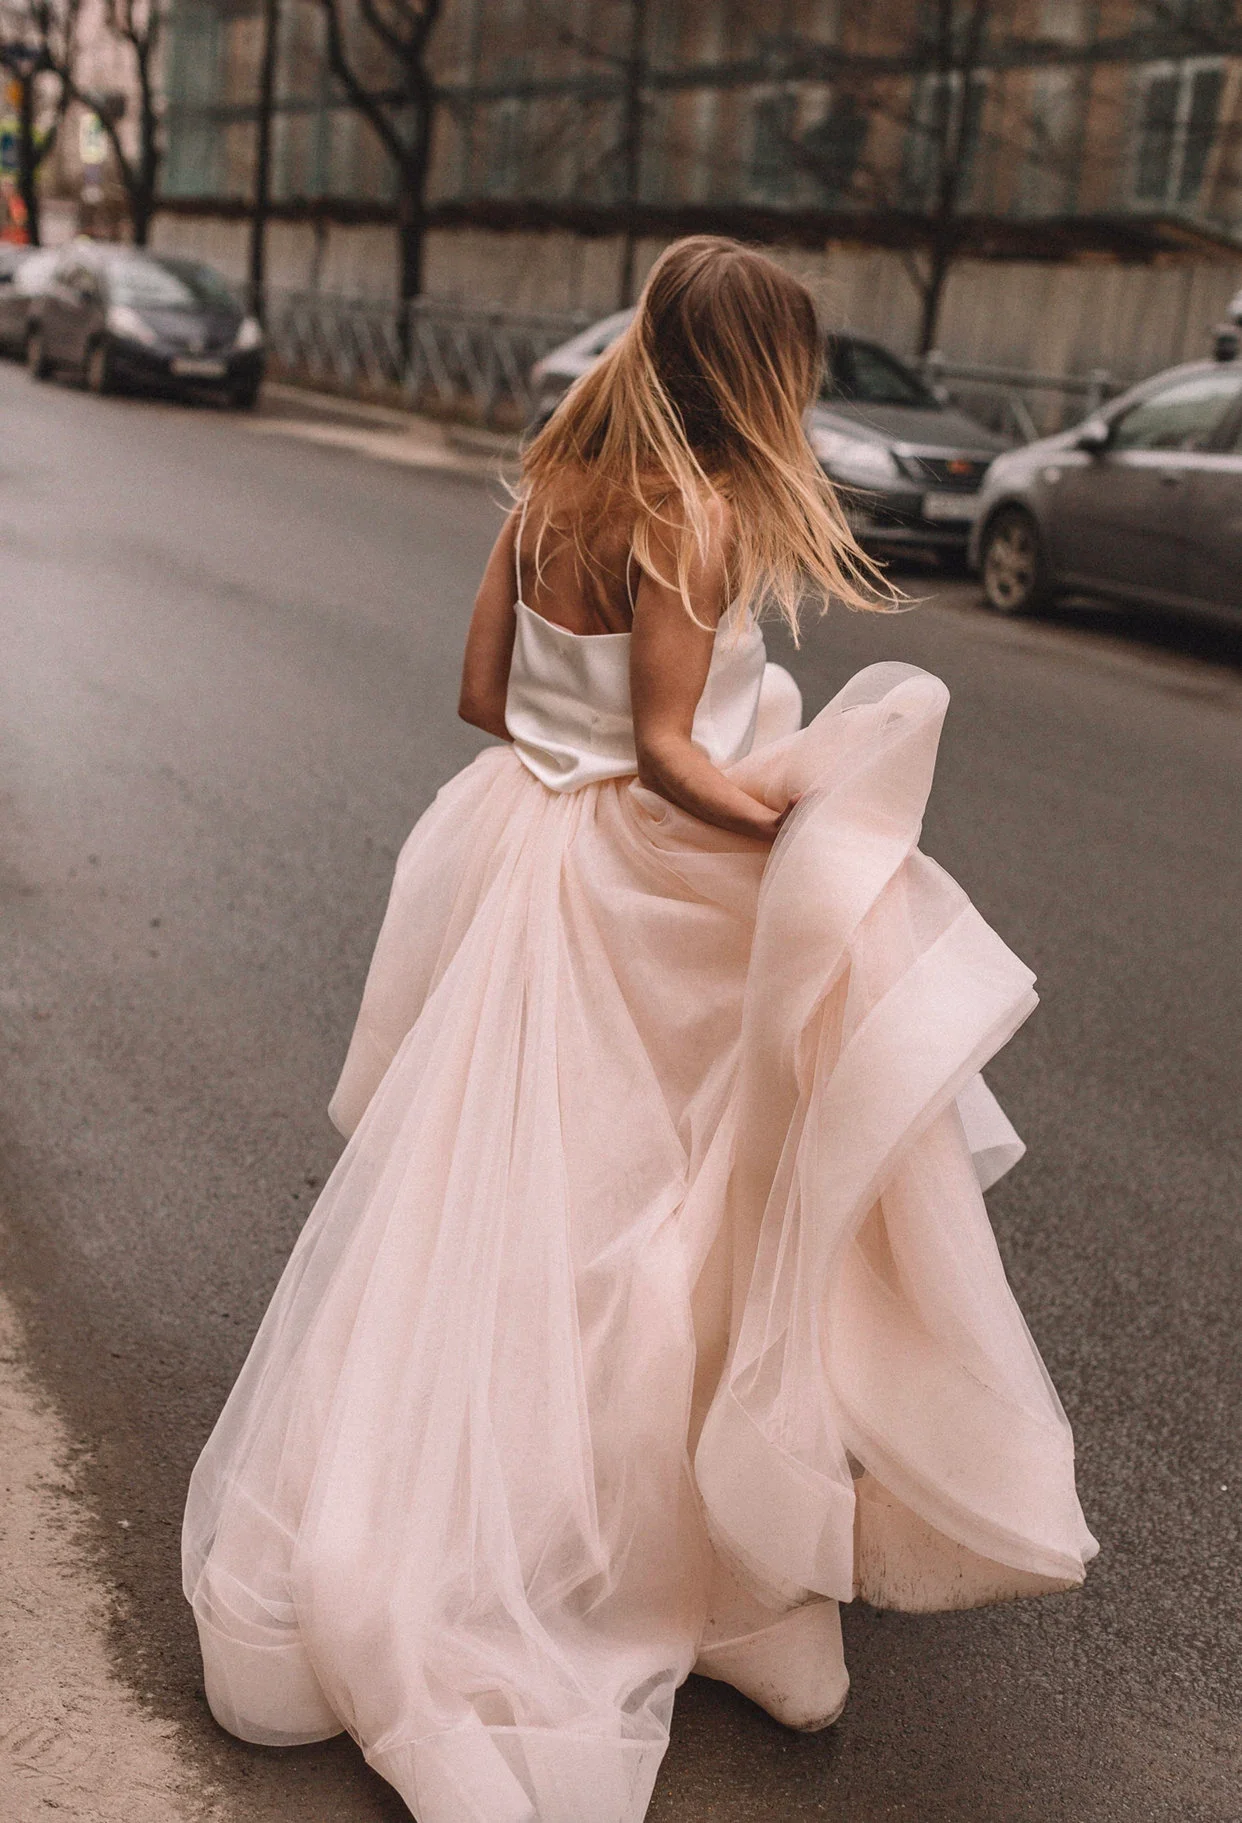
183,662,1095,1823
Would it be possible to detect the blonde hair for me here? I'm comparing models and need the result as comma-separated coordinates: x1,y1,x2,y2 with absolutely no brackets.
519,235,889,634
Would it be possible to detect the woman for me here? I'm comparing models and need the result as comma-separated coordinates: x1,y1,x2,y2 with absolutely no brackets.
184,237,1096,1823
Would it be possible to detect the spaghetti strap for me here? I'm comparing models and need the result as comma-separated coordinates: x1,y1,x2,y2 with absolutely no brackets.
514,499,529,603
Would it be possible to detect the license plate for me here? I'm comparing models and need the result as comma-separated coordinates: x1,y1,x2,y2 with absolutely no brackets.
171,357,227,378
923,489,979,523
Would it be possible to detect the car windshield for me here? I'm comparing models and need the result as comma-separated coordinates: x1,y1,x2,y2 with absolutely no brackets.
577,313,632,358
107,256,238,311
1109,371,1242,452
824,339,938,408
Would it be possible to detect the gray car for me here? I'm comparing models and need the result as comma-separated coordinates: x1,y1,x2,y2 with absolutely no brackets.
531,314,1008,553
970,358,1242,623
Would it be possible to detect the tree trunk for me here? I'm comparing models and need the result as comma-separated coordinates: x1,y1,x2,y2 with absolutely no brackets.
396,86,435,306
916,236,954,356
131,190,153,245
249,0,281,319
616,0,648,309
397,190,424,303
17,76,41,247
394,183,424,378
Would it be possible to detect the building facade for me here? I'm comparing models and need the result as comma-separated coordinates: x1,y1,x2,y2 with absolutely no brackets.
151,0,1242,377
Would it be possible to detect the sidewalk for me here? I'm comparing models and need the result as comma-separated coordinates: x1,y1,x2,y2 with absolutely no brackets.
0,1291,213,1823
249,382,523,481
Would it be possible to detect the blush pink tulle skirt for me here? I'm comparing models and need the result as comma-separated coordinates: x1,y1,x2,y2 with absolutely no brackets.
182,662,1096,1823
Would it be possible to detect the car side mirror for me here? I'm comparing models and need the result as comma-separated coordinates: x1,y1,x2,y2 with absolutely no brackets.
1074,415,1111,455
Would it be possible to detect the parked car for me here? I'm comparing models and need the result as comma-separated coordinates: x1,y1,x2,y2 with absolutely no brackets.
809,336,1009,554
0,246,58,357
530,312,1008,553
970,358,1242,624
27,244,265,407
0,244,32,288
528,310,635,425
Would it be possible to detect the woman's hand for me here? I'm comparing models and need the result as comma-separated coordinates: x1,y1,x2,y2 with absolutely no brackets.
770,792,802,839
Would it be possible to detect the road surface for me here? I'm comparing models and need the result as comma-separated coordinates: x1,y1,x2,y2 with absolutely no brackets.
1,361,1239,1821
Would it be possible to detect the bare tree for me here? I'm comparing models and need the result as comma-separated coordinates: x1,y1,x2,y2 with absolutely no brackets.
894,0,992,355
1,3,75,244
802,0,994,357
789,10,992,354
32,0,163,244
788,0,1242,354
531,0,653,307
317,0,443,301
248,0,280,317
613,0,648,308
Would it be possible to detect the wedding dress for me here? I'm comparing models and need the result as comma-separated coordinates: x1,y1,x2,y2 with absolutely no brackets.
183,539,1097,1823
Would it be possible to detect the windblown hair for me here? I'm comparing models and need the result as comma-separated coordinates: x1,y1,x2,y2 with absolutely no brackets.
519,235,889,633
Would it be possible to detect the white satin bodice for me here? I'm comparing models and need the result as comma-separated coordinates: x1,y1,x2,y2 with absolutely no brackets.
505,598,769,793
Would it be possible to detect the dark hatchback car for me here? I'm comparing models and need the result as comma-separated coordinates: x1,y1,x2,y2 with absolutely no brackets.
530,313,1007,553
28,244,265,407
970,359,1242,624
0,245,58,356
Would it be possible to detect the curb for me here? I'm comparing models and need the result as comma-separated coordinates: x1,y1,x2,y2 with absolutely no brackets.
261,381,524,464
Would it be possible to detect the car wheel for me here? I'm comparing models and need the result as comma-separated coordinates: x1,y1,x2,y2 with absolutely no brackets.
26,327,51,380
85,339,113,396
227,376,261,411
979,507,1051,615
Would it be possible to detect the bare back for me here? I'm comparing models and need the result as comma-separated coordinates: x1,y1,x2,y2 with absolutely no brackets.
516,478,637,636
460,483,788,843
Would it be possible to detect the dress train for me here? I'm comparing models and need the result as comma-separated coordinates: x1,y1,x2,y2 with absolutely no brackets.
183,661,1096,1823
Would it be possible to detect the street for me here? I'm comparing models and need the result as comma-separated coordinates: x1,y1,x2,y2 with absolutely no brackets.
0,359,1239,1821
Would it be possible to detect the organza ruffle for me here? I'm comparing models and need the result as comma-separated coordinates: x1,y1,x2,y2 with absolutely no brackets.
183,662,1095,1823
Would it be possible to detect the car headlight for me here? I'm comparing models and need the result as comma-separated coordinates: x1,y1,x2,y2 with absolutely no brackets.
234,316,263,352
105,303,158,346
808,424,901,489
982,451,1025,484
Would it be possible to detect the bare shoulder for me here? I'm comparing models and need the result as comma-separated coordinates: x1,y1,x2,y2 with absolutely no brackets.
647,483,734,565
631,486,734,633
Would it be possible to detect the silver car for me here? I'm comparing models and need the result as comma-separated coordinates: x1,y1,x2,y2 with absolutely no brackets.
0,245,58,358
529,310,635,425
530,314,1008,555
971,358,1242,623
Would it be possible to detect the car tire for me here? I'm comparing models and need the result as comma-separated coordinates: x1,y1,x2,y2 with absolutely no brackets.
227,377,261,411
85,339,113,396
979,506,1051,616
26,327,51,380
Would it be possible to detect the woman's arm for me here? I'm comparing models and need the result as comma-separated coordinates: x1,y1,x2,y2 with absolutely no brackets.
630,506,791,843
459,510,519,740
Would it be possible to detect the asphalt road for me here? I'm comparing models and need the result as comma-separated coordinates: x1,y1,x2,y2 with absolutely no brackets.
1,361,1239,1823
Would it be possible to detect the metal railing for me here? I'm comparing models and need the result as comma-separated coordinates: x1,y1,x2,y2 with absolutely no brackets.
921,351,1116,442
264,289,591,427
260,288,1120,444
